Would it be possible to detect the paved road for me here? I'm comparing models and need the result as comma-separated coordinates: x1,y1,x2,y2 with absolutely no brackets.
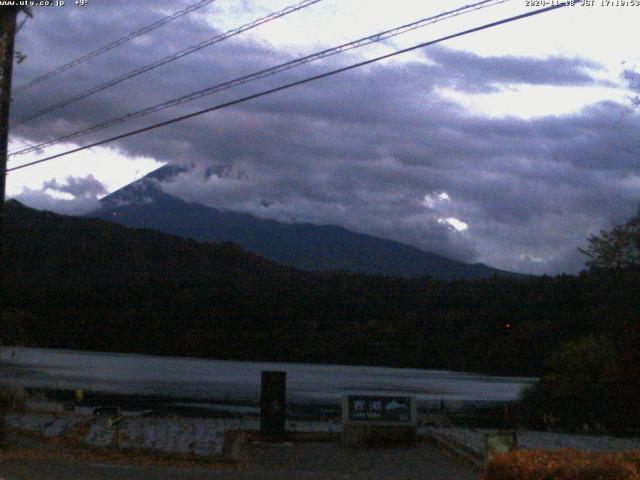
3,458,355,480
245,441,479,479
0,442,478,480
0,430,478,480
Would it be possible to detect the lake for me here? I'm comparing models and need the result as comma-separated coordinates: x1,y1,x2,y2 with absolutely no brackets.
0,347,535,411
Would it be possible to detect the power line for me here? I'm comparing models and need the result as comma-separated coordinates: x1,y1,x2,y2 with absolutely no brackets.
7,1,578,173
11,0,323,128
12,0,217,95
9,0,509,158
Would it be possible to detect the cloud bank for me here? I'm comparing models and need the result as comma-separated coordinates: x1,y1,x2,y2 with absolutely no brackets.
9,1,640,274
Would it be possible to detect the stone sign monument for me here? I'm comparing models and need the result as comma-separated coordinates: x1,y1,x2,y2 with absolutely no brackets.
342,394,417,446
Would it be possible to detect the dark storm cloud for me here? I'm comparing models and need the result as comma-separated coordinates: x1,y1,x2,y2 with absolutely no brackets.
9,2,640,274
42,174,107,198
425,46,608,93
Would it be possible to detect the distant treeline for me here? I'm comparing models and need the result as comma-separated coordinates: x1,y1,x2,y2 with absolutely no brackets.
2,200,639,377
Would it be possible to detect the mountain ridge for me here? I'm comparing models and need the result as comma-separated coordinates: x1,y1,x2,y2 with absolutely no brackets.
89,165,525,280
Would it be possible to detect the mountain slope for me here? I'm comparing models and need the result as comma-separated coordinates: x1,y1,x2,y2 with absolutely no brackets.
89,165,523,280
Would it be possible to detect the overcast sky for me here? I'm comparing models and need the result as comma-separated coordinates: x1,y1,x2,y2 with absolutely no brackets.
6,0,640,274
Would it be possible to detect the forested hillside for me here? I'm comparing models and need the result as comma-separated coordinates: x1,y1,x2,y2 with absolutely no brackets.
3,200,639,376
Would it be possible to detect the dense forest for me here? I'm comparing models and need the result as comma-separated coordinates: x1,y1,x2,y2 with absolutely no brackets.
2,200,639,377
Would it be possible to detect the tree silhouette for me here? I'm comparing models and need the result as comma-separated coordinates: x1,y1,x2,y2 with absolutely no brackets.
580,204,640,270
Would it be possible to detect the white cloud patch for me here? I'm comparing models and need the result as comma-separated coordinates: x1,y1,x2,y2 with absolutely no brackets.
422,191,450,208
43,189,74,201
519,253,546,264
438,217,468,232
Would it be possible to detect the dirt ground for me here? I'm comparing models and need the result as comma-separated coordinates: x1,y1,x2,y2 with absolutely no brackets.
0,431,478,480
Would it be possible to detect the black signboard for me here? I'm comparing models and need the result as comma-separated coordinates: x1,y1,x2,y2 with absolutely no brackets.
260,371,286,441
347,395,412,423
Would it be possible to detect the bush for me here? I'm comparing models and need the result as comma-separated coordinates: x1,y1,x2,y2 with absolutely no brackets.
519,336,627,432
482,449,640,480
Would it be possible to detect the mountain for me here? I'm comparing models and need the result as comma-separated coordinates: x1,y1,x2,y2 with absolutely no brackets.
88,165,523,280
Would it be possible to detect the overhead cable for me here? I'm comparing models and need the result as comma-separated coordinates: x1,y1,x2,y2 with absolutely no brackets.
9,0,509,157
12,0,217,95
7,2,578,173
10,0,323,128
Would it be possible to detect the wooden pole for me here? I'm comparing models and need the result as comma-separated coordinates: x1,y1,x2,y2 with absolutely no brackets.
0,6,18,448
0,7,18,306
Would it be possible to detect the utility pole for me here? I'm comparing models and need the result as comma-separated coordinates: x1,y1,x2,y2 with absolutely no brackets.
0,6,17,447
0,7,18,301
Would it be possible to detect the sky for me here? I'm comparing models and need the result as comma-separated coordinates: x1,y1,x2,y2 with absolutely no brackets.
6,0,640,275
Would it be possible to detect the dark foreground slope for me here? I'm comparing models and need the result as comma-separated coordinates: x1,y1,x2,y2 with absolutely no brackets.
3,200,639,376
88,165,522,280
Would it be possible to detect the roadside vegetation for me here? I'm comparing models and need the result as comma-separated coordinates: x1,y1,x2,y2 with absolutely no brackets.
483,449,640,480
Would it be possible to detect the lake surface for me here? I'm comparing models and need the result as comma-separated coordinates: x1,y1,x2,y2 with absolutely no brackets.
0,347,535,408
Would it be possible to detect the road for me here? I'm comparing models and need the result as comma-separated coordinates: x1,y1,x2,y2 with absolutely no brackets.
0,431,478,479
